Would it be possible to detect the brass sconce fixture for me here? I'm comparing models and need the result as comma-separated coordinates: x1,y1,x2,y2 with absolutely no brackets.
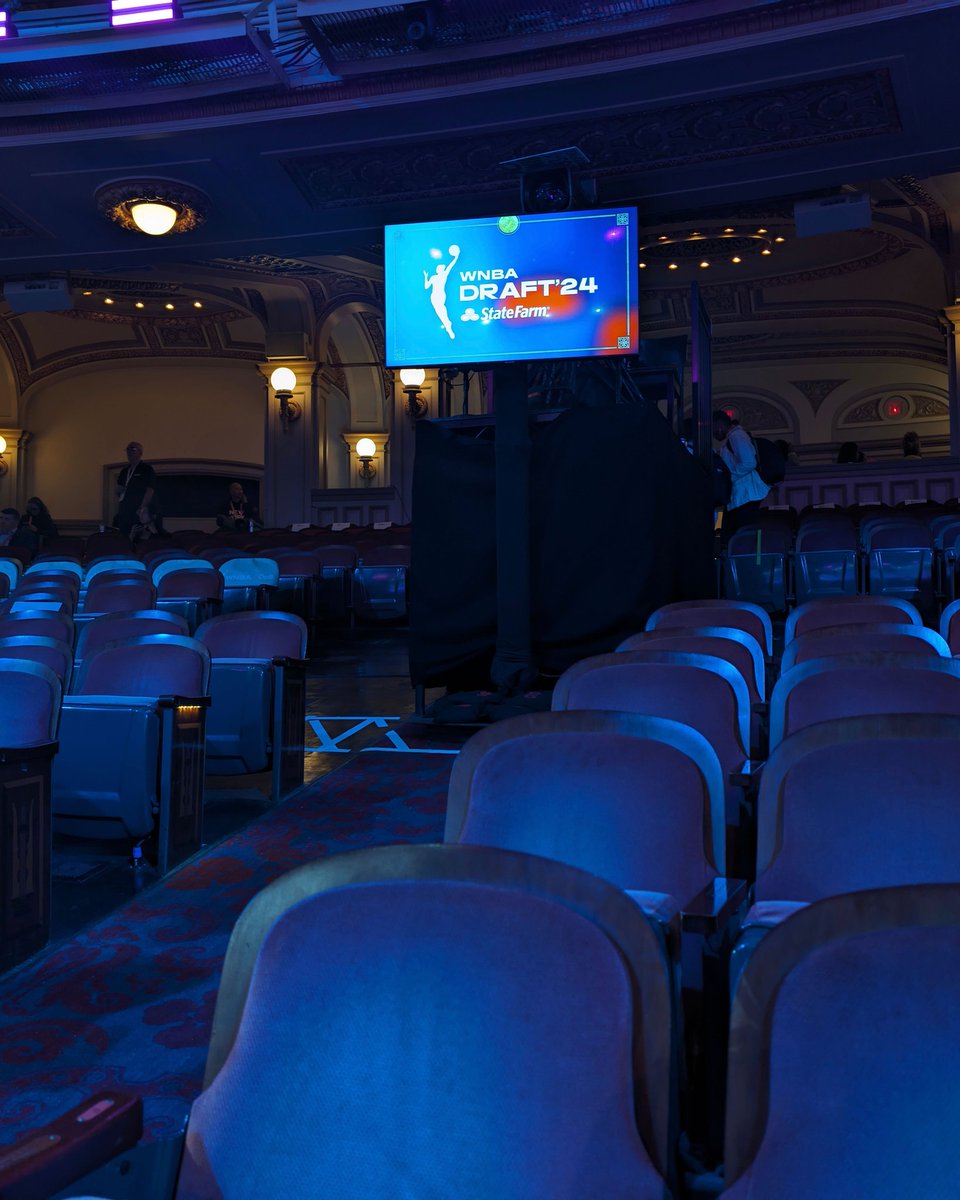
269,366,302,433
399,367,427,419
357,437,377,483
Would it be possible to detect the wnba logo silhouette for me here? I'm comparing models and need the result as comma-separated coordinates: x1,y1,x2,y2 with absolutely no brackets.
424,244,460,339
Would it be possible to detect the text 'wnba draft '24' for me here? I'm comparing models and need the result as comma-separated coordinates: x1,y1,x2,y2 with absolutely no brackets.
384,208,639,368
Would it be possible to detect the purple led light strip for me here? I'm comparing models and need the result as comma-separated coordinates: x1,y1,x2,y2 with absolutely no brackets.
110,0,177,26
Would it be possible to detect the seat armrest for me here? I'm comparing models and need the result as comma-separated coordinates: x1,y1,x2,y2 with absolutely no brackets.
0,740,58,763
681,877,749,936
0,1092,142,1200
271,656,309,670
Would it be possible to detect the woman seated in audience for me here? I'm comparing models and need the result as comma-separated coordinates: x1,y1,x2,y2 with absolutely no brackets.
22,496,58,541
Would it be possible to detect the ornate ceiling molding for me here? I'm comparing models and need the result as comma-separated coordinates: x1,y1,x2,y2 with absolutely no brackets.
836,386,949,428
280,70,899,209
0,0,915,137
712,389,795,435
790,378,850,412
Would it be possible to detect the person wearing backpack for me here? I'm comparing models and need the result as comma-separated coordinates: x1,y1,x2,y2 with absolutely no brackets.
713,409,770,538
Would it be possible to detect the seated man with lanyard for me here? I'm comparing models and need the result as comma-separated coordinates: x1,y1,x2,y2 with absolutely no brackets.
216,482,261,531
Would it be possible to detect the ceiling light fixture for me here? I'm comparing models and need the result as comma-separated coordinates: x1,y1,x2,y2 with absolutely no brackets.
638,225,779,273
95,178,209,237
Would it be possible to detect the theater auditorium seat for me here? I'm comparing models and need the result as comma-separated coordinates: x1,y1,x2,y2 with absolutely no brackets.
779,622,950,672
784,595,922,643
179,844,680,1200
308,545,357,623
723,885,960,1200
768,653,960,750
722,523,791,613
729,714,960,988
0,659,61,969
74,610,190,672
0,634,73,687
445,710,728,920
154,567,223,632
195,612,307,803
860,516,935,616
352,544,410,622
553,650,755,879
645,599,773,657
618,626,766,756
793,515,859,603
218,556,279,614
0,607,74,646
52,635,210,873
80,578,156,616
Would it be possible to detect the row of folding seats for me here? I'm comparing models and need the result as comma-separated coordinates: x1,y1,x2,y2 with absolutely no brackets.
21,521,412,560
431,592,960,1192
6,593,955,1197
0,606,309,975
1,541,410,627
13,822,952,1194
722,504,960,616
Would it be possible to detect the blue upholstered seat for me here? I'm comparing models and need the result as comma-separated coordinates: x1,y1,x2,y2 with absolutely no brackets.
180,844,679,1200
730,713,960,990
780,622,950,672
218,556,279,614
724,885,960,1200
446,709,726,909
52,634,210,869
74,610,190,671
195,612,307,803
769,653,960,750
0,635,73,688
784,595,922,644
645,599,773,657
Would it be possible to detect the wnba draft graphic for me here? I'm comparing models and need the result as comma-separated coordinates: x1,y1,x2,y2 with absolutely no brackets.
385,207,639,368
424,244,460,339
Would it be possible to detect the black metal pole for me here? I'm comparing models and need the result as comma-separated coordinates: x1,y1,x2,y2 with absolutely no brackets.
490,361,537,692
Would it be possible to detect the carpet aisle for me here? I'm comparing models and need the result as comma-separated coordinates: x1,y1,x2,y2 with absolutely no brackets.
0,744,454,1145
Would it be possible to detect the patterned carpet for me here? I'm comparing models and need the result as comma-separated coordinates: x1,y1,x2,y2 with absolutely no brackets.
0,743,454,1146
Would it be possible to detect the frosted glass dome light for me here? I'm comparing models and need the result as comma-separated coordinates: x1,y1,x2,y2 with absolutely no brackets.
356,438,377,459
270,367,297,392
129,201,179,236
399,368,426,388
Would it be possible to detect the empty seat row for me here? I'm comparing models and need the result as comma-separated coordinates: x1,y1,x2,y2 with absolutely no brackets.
722,510,956,615
5,848,954,1200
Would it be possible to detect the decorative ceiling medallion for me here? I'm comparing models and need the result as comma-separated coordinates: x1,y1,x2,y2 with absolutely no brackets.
638,225,782,272
95,178,209,236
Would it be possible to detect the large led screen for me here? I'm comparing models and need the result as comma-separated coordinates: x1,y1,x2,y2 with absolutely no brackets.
385,207,638,367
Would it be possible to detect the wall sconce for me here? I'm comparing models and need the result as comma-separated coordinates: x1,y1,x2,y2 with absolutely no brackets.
0,435,7,476
356,437,377,483
399,368,427,419
270,366,302,433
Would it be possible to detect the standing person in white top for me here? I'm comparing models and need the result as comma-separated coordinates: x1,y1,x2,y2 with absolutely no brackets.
713,409,769,539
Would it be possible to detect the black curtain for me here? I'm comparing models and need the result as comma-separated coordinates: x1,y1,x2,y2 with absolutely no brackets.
409,403,714,688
